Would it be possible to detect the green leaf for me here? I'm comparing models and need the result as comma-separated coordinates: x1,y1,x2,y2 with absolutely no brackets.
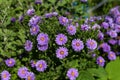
105,57,120,80
0,0,5,4
57,0,67,6
11,74,17,80
77,71,95,80
66,60,79,68
48,0,56,4
87,67,107,80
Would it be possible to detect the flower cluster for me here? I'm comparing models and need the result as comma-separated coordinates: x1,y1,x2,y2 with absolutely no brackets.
67,68,79,80
2,0,120,79
72,39,84,52
1,70,11,80
5,58,16,67
95,6,120,66
17,67,35,80
37,33,49,51
55,33,68,45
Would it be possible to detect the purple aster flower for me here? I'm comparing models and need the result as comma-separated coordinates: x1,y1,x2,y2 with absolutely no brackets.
86,39,97,50
118,40,120,46
5,58,16,67
25,72,35,80
17,67,28,78
11,17,16,22
30,25,40,35
67,68,79,80
1,70,11,80
96,16,102,20
92,24,101,30
116,52,120,55
108,51,116,61
75,23,79,27
28,15,41,27
24,40,33,52
55,34,67,45
84,18,89,24
81,24,90,31
52,12,58,16
68,19,73,24
65,12,71,16
58,16,68,26
19,15,24,22
30,60,36,68
107,30,117,38
97,31,104,40
56,47,68,59
89,16,95,22
109,23,115,29
101,43,111,53
66,25,76,35
108,39,117,45
37,44,48,51
110,6,120,18
91,53,96,58
37,33,49,45
105,16,113,24
45,13,53,18
101,22,109,29
26,8,35,16
80,0,87,2
72,39,84,52
115,24,120,32
35,0,42,4
96,56,105,67
115,16,120,25
35,60,47,72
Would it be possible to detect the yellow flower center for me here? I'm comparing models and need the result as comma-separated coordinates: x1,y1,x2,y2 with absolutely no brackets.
60,37,63,41
26,42,30,47
110,54,113,57
119,19,120,22
69,27,73,31
40,37,45,41
22,70,25,74
3,74,7,78
99,59,103,63
90,41,94,46
27,76,31,80
111,31,115,36
9,61,12,64
76,42,80,46
33,61,36,65
71,71,75,76
32,27,36,32
62,19,65,22
60,51,64,55
39,64,43,68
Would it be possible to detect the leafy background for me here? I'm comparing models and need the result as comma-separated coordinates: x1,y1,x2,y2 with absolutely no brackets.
0,0,120,80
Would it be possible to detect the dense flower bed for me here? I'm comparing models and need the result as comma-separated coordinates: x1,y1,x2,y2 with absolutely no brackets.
0,0,120,80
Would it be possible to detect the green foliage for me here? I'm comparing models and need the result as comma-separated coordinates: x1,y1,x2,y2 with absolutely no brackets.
77,71,95,80
0,28,26,57
76,67,108,80
0,0,120,80
89,0,120,15
87,67,108,80
105,57,120,80
85,57,120,80
0,0,96,79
